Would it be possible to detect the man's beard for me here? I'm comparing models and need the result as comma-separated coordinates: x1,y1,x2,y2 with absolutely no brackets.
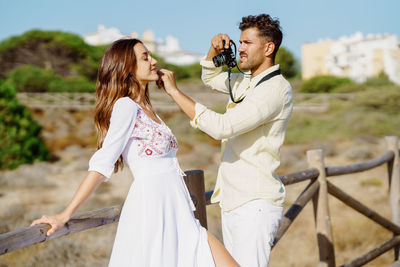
239,53,251,70
239,53,264,72
239,59,254,71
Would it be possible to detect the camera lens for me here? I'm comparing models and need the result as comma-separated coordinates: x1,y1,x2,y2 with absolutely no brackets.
212,41,236,68
213,54,226,67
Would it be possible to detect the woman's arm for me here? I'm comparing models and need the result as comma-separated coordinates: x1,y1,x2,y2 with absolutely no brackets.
31,98,138,236
31,171,106,236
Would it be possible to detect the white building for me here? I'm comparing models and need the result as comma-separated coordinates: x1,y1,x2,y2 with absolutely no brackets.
302,32,400,84
83,25,202,65
83,25,128,46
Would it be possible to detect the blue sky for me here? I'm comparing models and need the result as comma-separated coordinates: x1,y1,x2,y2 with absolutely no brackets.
1,0,399,60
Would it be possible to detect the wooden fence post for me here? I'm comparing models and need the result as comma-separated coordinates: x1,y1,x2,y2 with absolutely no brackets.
183,170,208,229
307,149,336,267
385,136,400,261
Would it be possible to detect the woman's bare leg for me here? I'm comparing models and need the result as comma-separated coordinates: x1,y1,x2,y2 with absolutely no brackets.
207,231,240,267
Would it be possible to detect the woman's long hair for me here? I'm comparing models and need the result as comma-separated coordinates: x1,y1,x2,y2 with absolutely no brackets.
94,38,151,173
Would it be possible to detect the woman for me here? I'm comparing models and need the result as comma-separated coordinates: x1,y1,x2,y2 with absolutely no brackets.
31,39,239,267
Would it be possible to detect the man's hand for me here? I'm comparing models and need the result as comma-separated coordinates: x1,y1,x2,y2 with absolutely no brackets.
206,33,231,61
157,69,178,96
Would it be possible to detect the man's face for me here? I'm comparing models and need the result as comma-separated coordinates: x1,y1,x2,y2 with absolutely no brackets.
238,27,267,71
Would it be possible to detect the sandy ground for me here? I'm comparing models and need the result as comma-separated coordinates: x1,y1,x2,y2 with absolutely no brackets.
0,83,397,266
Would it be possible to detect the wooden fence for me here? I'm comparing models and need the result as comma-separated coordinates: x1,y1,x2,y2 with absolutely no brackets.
1,136,399,267
16,92,350,113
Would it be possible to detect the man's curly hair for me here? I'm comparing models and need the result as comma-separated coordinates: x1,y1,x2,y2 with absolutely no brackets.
239,14,282,59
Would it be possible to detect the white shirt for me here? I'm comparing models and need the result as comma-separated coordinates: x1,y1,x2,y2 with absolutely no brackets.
190,59,293,211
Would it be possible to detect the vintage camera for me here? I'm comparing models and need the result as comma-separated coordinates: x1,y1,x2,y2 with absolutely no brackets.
212,40,237,68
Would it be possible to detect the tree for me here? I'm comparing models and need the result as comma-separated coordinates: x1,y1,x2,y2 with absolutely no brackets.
276,47,298,79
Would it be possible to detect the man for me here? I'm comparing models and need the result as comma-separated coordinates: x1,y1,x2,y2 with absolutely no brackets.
158,14,293,267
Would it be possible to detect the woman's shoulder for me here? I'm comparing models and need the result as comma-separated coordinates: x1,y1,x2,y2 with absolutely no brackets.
113,97,139,113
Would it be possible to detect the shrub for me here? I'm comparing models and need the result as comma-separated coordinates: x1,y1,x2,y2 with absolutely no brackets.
0,30,107,81
5,65,60,92
73,44,108,81
364,72,394,87
299,75,353,93
48,76,95,92
0,81,50,169
0,30,89,56
184,63,202,80
5,64,95,92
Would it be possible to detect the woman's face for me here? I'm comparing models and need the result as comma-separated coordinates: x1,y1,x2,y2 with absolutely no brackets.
134,43,159,83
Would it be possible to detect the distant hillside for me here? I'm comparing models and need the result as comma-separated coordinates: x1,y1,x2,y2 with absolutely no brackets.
0,30,107,81
0,30,203,93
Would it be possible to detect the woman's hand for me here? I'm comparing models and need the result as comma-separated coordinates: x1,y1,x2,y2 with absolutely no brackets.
29,171,105,237
30,213,70,236
157,69,179,96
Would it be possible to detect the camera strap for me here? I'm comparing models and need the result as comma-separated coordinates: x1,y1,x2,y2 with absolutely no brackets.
228,68,282,104
255,69,281,87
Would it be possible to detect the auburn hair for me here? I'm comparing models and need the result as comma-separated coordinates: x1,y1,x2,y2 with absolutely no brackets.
94,38,151,173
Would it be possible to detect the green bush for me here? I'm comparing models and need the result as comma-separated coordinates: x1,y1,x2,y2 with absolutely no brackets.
299,75,354,93
276,47,298,79
73,44,108,81
0,81,50,169
322,72,395,93
5,65,60,92
364,72,394,87
5,65,95,92
0,30,88,56
184,63,202,80
49,76,95,92
0,30,107,81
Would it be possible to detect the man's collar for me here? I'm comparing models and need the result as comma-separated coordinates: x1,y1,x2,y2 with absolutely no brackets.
250,64,280,87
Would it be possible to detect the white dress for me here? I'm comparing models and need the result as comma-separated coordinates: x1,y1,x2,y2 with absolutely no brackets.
88,97,215,267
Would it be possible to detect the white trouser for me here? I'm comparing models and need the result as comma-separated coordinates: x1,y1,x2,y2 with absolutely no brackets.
221,199,284,267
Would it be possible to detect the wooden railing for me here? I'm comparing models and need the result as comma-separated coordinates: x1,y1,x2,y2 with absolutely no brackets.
17,92,350,112
1,136,399,267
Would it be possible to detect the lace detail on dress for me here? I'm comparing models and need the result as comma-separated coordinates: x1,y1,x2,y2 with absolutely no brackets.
132,108,178,157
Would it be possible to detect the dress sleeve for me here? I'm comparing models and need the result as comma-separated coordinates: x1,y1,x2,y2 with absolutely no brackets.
88,97,138,181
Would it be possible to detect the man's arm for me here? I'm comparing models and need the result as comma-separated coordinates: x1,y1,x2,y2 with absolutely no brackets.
201,34,243,94
201,59,243,94
190,82,286,140
159,69,288,140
